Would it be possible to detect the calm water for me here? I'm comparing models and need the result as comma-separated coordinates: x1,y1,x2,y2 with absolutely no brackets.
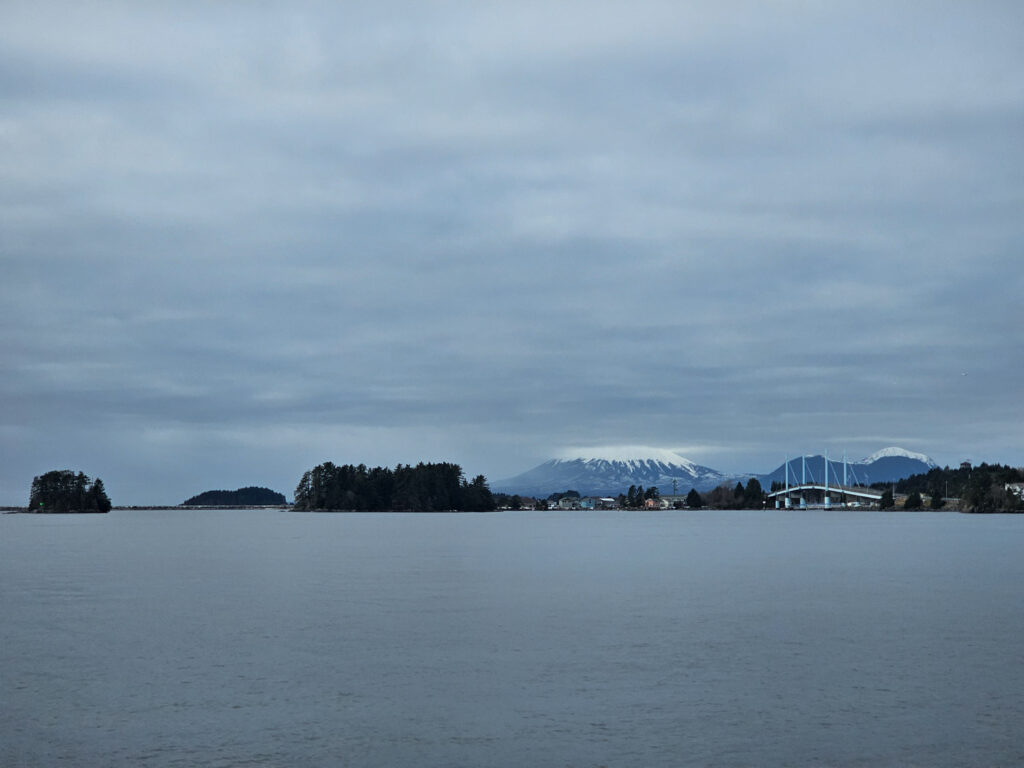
2,508,1022,767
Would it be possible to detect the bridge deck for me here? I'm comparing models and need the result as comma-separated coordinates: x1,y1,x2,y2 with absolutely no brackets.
767,483,882,500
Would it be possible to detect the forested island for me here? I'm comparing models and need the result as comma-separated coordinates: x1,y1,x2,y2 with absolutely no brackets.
293,462,496,511
182,487,286,506
28,470,112,513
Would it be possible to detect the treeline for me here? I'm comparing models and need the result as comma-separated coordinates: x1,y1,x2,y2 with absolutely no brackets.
876,463,1024,513
703,479,765,509
182,487,286,506
293,462,496,511
29,470,111,513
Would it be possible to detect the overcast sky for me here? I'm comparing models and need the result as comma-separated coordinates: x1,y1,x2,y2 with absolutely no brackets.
2,1,1022,504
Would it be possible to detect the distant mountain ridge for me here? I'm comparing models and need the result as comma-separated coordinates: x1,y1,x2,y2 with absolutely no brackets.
759,448,937,487
496,446,936,497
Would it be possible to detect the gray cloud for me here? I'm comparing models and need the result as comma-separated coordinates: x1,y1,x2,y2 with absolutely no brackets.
2,1,1023,503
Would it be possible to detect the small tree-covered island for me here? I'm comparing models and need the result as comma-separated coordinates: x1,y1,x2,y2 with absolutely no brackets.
28,469,112,513
294,462,496,511
182,487,286,506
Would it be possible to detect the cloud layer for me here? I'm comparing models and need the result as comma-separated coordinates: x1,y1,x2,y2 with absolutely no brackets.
2,1,1023,503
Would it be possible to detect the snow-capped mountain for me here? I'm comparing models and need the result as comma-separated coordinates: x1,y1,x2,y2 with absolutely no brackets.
856,447,937,467
493,447,734,497
852,447,937,484
759,447,937,488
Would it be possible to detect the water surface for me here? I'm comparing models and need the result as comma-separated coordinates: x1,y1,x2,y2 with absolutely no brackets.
2,509,1022,766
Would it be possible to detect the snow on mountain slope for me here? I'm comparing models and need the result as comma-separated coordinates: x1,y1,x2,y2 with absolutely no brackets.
857,447,937,467
495,446,732,497
556,446,700,474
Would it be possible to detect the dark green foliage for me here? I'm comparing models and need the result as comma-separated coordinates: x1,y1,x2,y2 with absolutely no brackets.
293,461,496,511
879,489,894,510
960,469,1024,513
686,488,703,508
904,491,923,510
28,470,111,513
182,487,286,506
705,479,764,509
624,484,647,509
930,489,945,510
493,493,524,510
873,463,1024,512
744,478,764,509
706,483,738,509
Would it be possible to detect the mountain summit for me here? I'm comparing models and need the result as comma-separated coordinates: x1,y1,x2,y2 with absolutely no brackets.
856,447,937,466
494,446,732,497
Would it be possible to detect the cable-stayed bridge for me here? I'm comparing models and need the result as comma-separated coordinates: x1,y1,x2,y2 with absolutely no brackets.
766,452,883,508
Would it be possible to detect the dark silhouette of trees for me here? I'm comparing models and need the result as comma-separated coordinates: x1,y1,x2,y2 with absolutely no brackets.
705,479,764,509
182,487,286,506
744,478,764,508
625,485,643,508
293,462,496,511
686,488,703,508
29,470,111,513
904,491,923,510
879,489,894,510
622,485,661,508
706,483,736,509
872,463,1024,512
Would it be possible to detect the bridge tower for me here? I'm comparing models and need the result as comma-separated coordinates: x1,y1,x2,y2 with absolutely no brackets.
824,450,831,509
800,455,807,508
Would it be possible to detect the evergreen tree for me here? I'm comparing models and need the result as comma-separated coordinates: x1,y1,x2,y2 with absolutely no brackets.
626,485,638,508
743,478,764,509
291,461,496,512
879,489,894,510
28,470,111,513
89,478,112,513
904,491,923,510
686,488,703,508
